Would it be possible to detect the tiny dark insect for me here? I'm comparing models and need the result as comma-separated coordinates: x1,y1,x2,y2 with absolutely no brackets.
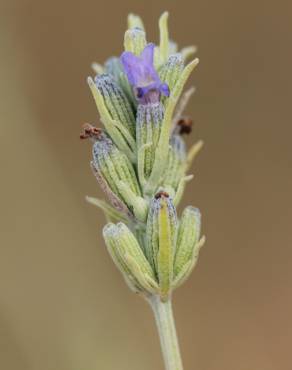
177,117,193,135
155,190,169,199
80,123,102,140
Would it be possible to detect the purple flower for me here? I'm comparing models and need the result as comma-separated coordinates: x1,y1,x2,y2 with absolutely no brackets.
120,43,170,103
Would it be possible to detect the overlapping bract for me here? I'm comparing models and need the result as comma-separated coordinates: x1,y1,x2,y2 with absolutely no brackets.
85,12,205,300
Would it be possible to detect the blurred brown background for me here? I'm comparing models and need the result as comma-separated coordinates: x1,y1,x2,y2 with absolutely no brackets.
0,0,291,369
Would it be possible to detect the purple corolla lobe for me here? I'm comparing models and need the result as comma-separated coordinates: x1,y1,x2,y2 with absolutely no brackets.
120,43,169,104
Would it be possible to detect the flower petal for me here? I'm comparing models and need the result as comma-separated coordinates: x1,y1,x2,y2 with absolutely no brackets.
140,43,155,64
120,51,141,85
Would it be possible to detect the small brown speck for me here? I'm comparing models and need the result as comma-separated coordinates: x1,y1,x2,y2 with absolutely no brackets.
80,123,102,140
177,117,193,135
155,191,169,199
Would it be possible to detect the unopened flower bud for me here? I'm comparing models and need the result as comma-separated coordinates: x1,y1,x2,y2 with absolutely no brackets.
124,27,147,56
146,191,177,300
92,134,142,218
95,74,136,139
159,53,184,93
136,102,164,185
103,223,159,294
162,134,187,194
173,206,205,288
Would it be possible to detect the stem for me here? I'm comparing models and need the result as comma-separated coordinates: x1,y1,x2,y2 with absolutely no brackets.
148,295,184,370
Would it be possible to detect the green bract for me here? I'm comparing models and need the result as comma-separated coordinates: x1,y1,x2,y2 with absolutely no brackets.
84,12,205,301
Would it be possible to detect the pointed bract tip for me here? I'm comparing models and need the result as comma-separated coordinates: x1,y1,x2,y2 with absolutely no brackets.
193,57,200,65
160,11,169,20
87,76,94,86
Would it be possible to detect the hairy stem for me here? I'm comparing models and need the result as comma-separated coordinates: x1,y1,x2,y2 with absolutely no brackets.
148,295,183,370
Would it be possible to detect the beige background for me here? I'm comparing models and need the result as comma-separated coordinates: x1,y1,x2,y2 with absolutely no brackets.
1,0,291,369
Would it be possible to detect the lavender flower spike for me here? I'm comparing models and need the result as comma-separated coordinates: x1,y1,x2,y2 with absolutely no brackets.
120,43,170,103
83,12,204,370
